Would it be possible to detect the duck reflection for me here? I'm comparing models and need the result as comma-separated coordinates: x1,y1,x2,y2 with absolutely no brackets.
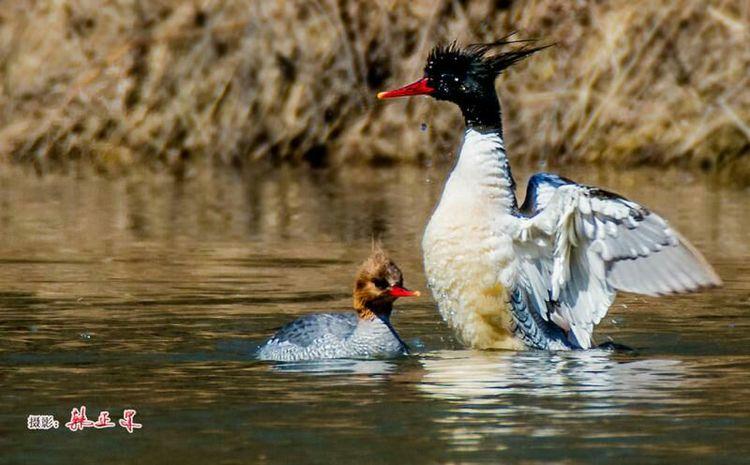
415,350,699,449
418,350,693,403
267,358,397,377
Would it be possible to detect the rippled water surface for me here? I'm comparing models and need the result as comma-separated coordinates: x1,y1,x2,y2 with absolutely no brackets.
1,164,749,464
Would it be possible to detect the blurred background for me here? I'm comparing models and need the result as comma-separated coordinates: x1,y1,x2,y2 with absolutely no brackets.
0,0,748,181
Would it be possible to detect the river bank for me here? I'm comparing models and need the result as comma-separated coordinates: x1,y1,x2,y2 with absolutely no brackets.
0,1,748,181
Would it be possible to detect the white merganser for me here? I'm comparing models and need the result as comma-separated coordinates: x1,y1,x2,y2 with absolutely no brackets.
378,38,721,350
257,247,420,361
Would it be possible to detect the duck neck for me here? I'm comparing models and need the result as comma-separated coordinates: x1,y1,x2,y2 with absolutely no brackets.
459,88,503,134
452,90,517,212
354,299,393,323
354,299,408,352
451,127,517,214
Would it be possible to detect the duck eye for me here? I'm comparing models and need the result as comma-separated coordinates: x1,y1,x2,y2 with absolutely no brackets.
372,278,389,290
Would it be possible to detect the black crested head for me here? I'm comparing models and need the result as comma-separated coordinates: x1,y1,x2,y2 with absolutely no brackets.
378,35,551,133
424,38,549,100
426,38,550,132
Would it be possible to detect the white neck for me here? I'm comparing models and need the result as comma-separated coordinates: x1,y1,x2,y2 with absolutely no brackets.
449,129,517,211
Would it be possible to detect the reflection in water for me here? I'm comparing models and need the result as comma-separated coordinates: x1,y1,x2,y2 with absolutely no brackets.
419,350,692,404
0,164,748,464
267,358,397,377
416,350,702,451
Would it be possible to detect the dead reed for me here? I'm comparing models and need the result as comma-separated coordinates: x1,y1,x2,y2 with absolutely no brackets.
0,0,748,179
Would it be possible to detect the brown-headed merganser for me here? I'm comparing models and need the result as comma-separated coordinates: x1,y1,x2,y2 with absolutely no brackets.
377,37,721,350
257,247,420,361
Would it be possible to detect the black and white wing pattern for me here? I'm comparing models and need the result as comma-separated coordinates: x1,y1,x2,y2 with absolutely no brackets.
513,173,721,349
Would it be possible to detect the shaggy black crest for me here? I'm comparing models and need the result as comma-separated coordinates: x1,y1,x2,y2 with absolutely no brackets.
423,35,551,132
425,37,550,83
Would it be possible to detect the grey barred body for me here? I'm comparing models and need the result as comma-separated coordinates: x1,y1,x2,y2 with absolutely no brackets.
257,313,407,362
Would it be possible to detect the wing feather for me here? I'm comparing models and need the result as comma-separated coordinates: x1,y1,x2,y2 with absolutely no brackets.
513,173,720,348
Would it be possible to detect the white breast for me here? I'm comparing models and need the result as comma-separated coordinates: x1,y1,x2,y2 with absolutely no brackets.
422,129,523,350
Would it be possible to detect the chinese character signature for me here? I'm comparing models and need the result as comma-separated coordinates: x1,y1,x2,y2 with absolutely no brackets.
27,406,142,433
27,415,59,430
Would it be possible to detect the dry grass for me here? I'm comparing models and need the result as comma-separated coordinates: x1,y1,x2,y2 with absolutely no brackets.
0,0,748,178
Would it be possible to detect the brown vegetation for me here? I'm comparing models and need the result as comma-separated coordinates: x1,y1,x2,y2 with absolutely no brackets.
0,0,748,178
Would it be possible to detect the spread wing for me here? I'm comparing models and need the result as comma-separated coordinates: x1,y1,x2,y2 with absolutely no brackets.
512,173,721,349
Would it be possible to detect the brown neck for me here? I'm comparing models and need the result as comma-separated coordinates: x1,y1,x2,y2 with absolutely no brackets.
354,298,394,321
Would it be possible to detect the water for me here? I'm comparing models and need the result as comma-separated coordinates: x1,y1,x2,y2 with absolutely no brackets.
1,164,749,464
